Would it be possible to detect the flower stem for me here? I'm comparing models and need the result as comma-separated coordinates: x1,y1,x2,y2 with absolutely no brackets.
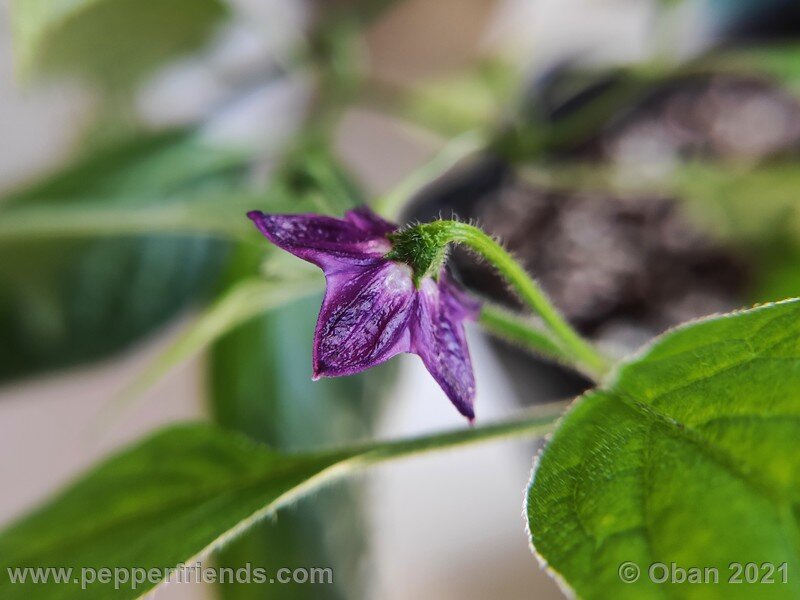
375,130,485,220
446,222,611,379
341,400,568,464
389,220,613,380
478,302,570,363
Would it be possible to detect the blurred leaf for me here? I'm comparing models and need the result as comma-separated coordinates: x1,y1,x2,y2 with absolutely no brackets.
0,412,560,599
103,276,321,425
0,194,258,241
528,299,800,599
670,161,800,301
208,218,387,598
210,297,379,600
0,130,253,381
672,162,800,241
3,130,247,204
713,44,800,90
11,0,227,87
401,61,517,137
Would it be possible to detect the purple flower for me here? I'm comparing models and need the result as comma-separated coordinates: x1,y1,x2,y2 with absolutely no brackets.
247,207,480,420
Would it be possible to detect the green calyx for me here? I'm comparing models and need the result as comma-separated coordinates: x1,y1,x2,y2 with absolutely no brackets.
386,221,455,286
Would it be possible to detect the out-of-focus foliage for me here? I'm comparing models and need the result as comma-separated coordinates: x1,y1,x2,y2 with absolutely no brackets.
0,130,251,380
11,0,227,88
208,166,390,599
0,407,556,599
0,424,350,600
400,61,518,136
714,44,800,90
671,162,800,300
528,299,800,599
211,295,383,600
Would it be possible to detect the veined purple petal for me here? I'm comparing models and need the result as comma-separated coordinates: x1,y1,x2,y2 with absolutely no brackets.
345,206,397,236
247,211,391,273
412,278,477,421
248,206,481,421
314,261,415,378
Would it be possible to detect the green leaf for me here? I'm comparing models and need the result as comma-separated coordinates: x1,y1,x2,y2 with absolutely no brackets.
479,303,578,371
706,44,800,91
207,238,386,600
527,299,800,599
99,276,321,427
401,61,518,137
11,0,227,87
669,162,800,302
0,129,253,381
0,410,560,599
210,297,378,600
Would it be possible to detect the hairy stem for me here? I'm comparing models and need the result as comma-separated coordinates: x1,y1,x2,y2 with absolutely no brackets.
479,303,579,367
343,400,569,464
389,220,612,380
446,222,611,379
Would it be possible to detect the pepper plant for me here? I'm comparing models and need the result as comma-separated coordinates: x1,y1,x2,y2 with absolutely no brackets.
2,1,800,599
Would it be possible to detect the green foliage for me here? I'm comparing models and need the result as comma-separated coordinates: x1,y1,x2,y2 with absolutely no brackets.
11,0,227,87
210,296,381,600
0,411,560,599
527,299,800,599
671,162,800,302
110,277,321,415
713,44,800,90
402,61,518,136
0,425,347,600
207,225,388,599
0,130,252,381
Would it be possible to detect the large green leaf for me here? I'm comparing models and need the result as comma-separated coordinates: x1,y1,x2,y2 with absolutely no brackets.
527,299,800,599
207,200,387,599
0,130,253,381
0,412,560,599
210,296,379,600
11,0,227,87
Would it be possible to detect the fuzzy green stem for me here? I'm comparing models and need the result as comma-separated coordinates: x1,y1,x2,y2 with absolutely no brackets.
389,221,612,380
452,223,611,379
480,304,566,361
350,401,566,462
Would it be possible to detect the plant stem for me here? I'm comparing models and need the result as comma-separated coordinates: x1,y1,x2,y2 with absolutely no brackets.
446,222,611,379
390,220,613,380
343,401,569,466
375,130,485,219
479,302,576,365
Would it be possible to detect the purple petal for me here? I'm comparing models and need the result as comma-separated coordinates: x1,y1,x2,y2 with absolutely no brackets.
314,261,415,378
412,278,477,420
345,206,398,236
248,211,391,273
439,269,481,321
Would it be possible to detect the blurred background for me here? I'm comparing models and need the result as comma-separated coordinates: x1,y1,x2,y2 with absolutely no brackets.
2,0,800,598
